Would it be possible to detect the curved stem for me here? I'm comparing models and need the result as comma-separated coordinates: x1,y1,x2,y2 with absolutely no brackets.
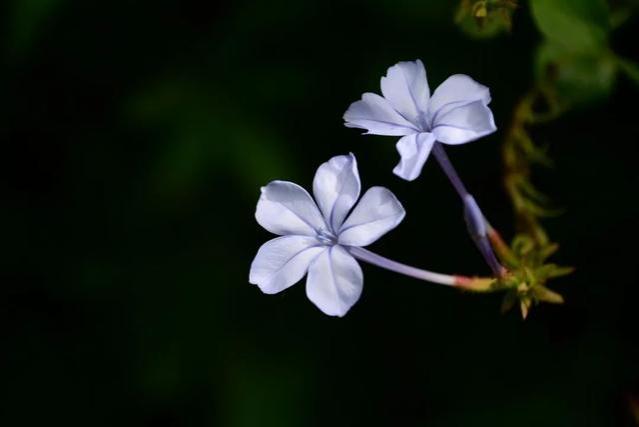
432,142,506,277
347,246,494,290
432,142,469,198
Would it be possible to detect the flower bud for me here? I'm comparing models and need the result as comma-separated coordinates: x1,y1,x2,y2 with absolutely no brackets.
463,194,487,238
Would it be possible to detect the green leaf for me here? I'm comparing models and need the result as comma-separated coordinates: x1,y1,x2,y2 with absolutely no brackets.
537,264,575,279
538,243,559,261
512,234,535,257
530,0,610,53
532,285,564,304
513,129,553,167
535,42,617,107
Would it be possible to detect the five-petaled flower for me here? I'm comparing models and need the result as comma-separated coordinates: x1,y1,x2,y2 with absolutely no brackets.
344,59,497,181
249,154,405,317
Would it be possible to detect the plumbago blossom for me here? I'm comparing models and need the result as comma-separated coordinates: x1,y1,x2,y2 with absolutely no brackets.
249,154,406,316
249,153,491,316
344,59,497,181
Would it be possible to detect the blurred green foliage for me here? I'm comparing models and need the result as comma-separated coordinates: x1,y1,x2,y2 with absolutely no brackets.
6,0,64,55
532,0,639,107
457,0,639,317
456,0,518,38
531,0,610,52
532,0,615,106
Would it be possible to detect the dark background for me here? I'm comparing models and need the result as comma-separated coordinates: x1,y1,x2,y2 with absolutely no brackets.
1,0,638,425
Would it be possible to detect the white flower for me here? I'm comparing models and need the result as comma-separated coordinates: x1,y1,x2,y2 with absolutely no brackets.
344,60,497,181
249,154,405,317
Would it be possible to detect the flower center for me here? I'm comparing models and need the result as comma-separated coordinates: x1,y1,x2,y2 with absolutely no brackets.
316,229,337,246
417,111,431,132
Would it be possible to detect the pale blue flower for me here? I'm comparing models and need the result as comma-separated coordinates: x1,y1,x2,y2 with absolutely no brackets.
249,154,405,317
344,60,497,181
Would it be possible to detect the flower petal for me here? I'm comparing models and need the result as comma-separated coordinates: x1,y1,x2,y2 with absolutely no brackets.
256,180,327,236
249,236,325,294
392,132,436,181
312,153,361,232
432,100,496,145
428,74,491,121
306,245,363,317
338,187,405,247
344,93,419,136
380,60,430,125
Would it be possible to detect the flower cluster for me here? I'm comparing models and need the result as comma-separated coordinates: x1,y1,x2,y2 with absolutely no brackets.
250,60,499,316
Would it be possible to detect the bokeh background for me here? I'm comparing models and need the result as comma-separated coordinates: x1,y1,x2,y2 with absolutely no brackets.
2,0,638,425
